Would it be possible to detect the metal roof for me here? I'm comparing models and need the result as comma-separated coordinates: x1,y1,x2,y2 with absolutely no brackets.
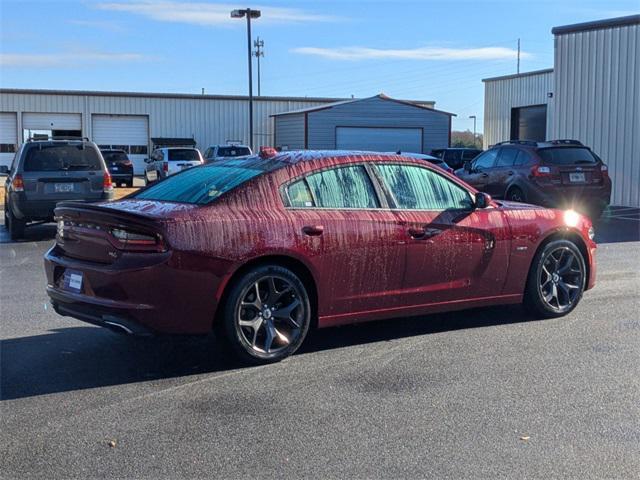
482,68,554,83
270,94,454,117
552,14,640,35
0,87,348,103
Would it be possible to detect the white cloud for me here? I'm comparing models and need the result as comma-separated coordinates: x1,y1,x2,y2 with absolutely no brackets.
292,46,531,61
96,1,338,26
0,52,147,67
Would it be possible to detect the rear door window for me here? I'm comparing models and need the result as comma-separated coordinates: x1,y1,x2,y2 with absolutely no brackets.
168,149,200,161
102,151,129,163
376,164,473,210
496,148,519,167
297,165,380,209
23,144,102,171
537,147,598,165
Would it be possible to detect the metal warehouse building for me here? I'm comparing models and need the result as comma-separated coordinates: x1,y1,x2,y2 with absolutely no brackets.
0,89,440,176
483,15,640,207
273,94,453,153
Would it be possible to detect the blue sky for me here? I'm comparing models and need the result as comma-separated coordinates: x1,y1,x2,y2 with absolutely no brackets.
1,0,638,132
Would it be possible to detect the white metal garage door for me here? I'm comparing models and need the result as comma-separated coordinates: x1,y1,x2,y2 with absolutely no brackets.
335,127,423,153
22,113,82,131
0,112,18,169
92,115,149,175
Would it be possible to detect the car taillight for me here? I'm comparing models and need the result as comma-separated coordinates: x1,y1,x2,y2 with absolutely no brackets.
123,160,132,166
12,174,25,192
103,172,113,192
110,228,166,252
601,164,609,177
163,162,168,172
532,165,551,177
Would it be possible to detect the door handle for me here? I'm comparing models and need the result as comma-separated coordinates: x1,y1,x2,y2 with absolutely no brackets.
481,173,489,178
408,227,441,240
302,225,324,236
508,171,514,176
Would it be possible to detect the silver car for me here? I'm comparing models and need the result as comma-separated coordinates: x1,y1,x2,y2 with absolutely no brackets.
3,138,114,240
203,144,252,163
144,147,204,184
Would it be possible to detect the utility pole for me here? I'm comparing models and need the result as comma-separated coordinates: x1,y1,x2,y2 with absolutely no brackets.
253,37,264,96
517,38,521,74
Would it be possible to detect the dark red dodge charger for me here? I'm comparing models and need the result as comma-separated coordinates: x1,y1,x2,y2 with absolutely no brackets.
45,150,596,364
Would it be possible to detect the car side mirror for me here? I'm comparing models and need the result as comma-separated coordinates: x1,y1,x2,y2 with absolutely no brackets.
0,166,9,175
474,192,491,209
144,158,151,163
463,161,472,173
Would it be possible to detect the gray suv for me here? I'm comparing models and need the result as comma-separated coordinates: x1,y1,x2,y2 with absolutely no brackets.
3,138,114,239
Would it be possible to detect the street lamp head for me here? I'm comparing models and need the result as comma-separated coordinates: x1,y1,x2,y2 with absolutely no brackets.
469,115,476,119
231,8,261,19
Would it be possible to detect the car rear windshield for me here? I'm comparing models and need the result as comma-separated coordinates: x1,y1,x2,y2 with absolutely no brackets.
133,165,263,205
538,147,598,165
217,146,251,157
168,149,200,161
102,151,129,163
23,144,102,172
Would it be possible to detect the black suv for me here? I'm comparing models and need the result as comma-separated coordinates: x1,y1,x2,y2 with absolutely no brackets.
430,148,482,170
101,149,134,187
3,138,114,239
455,140,612,217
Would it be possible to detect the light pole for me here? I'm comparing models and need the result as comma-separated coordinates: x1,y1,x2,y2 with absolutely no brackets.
231,8,261,150
469,115,477,148
253,37,264,96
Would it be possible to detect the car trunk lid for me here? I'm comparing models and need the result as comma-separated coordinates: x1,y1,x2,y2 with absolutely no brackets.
54,200,197,264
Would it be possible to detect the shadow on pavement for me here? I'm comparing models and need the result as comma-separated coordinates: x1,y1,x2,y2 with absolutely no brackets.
1,304,530,401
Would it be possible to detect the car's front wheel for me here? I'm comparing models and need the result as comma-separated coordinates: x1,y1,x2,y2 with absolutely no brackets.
524,239,586,318
221,265,312,364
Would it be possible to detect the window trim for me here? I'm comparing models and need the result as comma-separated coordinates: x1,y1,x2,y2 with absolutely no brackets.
281,162,390,211
372,162,475,212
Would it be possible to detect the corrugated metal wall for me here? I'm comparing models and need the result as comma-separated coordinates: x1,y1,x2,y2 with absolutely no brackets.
553,23,640,207
306,96,451,153
274,113,306,150
483,70,554,149
0,90,339,152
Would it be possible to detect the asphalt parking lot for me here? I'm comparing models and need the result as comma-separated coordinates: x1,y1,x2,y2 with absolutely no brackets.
1,206,639,479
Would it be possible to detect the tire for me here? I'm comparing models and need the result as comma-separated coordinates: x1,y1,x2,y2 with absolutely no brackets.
6,206,26,240
220,264,312,365
523,239,586,319
507,186,526,203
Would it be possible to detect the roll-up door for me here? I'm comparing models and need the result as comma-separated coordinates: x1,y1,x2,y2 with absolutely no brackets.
92,114,149,175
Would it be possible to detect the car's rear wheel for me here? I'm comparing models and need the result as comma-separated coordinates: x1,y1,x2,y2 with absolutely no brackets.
524,239,586,318
5,207,26,240
507,186,526,203
221,265,311,364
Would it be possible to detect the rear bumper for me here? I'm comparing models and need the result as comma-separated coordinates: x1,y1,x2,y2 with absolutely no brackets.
44,244,226,335
525,183,611,210
10,191,115,220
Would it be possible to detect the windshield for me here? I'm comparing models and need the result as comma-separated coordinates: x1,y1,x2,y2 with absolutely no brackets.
133,165,263,205
23,144,102,171
102,151,129,163
538,147,598,165
168,149,200,161
217,146,251,157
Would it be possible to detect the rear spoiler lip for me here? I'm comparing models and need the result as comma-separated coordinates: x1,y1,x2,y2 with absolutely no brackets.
54,201,158,222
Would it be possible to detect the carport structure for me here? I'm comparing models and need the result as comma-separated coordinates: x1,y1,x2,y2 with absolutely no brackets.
272,94,455,154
